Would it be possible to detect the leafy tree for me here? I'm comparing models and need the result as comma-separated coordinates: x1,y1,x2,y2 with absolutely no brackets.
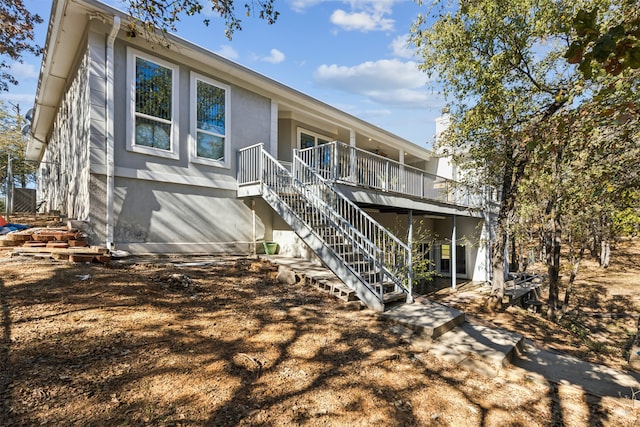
0,101,37,193
410,0,639,317
410,0,585,310
0,0,43,92
125,0,279,40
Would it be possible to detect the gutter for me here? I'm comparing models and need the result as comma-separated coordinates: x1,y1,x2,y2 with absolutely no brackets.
105,15,120,250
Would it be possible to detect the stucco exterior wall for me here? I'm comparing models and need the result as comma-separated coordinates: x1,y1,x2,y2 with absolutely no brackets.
111,177,264,253
277,118,294,162
38,46,91,220
90,37,274,252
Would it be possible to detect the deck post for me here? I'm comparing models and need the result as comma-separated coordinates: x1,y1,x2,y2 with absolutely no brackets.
332,141,338,182
252,199,257,256
349,130,357,183
407,209,414,301
452,214,457,290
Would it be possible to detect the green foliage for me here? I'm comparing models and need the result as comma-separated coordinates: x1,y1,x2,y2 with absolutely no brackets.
566,1,640,78
0,0,43,92
392,217,440,287
613,205,640,237
0,101,37,192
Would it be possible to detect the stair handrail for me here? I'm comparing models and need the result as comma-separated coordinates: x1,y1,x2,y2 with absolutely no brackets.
291,150,412,295
239,143,413,300
258,147,373,253
263,149,382,263
260,151,391,297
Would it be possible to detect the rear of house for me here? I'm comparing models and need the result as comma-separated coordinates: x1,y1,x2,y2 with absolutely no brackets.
27,0,494,310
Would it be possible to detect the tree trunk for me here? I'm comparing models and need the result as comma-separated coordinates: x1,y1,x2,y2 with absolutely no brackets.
487,222,507,311
589,221,600,258
600,238,611,268
545,213,561,321
562,246,585,315
545,140,564,322
485,130,532,311
510,235,519,272
487,170,517,311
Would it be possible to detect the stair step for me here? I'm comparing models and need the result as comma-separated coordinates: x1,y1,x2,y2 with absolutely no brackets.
381,298,465,340
360,271,386,282
422,320,524,377
346,259,375,268
383,291,407,304
372,282,397,293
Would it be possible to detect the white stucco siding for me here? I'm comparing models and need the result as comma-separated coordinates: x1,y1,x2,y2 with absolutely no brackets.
81,38,275,253
110,177,264,253
38,47,91,220
88,29,107,168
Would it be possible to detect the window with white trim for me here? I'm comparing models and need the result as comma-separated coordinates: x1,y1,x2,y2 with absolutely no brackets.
126,49,179,159
190,73,230,167
297,128,332,149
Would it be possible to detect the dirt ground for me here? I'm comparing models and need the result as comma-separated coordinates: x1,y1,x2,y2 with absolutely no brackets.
0,226,639,425
431,238,640,373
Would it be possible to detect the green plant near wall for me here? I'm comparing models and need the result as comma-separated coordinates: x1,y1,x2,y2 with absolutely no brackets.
392,217,440,288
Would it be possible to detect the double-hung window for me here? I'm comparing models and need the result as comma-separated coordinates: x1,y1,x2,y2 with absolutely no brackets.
126,49,179,159
190,72,230,167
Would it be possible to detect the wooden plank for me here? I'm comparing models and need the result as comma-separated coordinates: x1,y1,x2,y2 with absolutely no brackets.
12,246,108,255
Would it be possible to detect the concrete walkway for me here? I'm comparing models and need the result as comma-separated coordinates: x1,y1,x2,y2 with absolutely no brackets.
510,340,640,399
262,255,640,400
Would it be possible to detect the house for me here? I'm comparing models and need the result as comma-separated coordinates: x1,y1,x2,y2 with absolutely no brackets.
27,0,494,311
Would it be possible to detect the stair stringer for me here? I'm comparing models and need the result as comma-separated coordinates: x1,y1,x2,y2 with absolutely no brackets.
263,187,385,311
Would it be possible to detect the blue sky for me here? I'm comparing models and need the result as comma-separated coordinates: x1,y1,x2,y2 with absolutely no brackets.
2,0,445,147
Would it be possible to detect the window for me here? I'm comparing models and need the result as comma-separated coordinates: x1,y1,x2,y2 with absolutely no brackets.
438,244,466,275
297,128,332,149
190,73,230,167
126,49,179,159
298,128,333,171
440,244,451,273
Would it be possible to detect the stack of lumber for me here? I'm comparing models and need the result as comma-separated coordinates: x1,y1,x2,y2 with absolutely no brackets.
1,227,110,264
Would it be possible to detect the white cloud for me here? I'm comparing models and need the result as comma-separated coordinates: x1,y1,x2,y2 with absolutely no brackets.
292,0,398,31
215,45,239,60
261,49,286,64
390,34,414,59
315,59,423,91
330,9,394,32
10,62,39,80
314,59,441,109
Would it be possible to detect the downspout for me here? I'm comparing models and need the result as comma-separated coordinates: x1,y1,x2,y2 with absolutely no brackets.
105,16,120,250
